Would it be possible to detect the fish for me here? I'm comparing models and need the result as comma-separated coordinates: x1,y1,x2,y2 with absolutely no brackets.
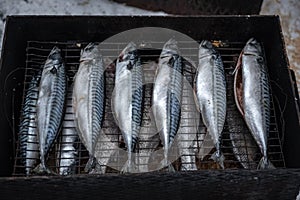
194,40,226,169
152,39,183,172
19,69,42,175
233,38,274,169
57,91,78,176
73,43,105,173
34,46,67,174
113,42,143,173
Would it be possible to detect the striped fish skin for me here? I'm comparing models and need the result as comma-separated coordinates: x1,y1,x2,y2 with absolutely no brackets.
195,40,226,169
234,38,274,169
57,95,78,176
34,46,67,174
113,42,143,173
152,39,183,171
73,43,105,173
19,71,41,175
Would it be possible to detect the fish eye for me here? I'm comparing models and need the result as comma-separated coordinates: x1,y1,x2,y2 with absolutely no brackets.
257,57,264,63
127,61,133,70
50,66,57,74
85,44,95,52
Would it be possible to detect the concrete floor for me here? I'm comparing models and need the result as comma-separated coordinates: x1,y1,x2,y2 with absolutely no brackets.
261,0,300,95
0,0,299,93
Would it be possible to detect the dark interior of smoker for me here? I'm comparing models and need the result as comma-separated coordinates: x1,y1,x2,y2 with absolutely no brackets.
0,16,300,177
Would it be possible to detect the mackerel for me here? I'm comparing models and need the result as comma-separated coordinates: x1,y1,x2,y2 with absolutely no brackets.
195,40,226,169
234,38,274,169
19,69,42,175
113,42,143,173
34,46,67,174
73,43,105,173
152,39,183,171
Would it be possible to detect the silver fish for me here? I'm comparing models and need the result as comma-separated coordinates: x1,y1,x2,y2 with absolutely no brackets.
113,42,143,173
152,39,183,171
19,71,41,175
57,94,78,176
195,40,226,169
73,43,105,173
234,38,274,169
34,46,67,174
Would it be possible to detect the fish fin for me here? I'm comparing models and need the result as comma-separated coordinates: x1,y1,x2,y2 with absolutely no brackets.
32,163,56,175
257,157,276,169
88,161,106,174
167,164,176,172
84,156,97,173
232,49,243,75
233,52,244,116
197,133,214,160
120,159,135,174
210,151,225,169
193,89,201,112
158,158,175,172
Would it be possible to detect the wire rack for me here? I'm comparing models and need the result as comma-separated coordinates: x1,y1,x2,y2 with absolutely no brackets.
12,40,285,176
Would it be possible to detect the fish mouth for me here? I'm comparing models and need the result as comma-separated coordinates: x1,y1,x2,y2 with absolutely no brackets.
48,46,62,62
198,40,216,59
162,38,179,54
243,38,262,56
122,42,137,54
80,43,102,62
246,37,256,45
119,42,137,61
199,40,213,49
84,43,97,52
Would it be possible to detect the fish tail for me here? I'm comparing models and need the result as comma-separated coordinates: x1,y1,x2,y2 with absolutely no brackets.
84,155,97,173
258,157,276,169
32,163,54,175
120,151,135,173
159,158,175,172
210,150,225,169
88,161,106,174
158,149,175,172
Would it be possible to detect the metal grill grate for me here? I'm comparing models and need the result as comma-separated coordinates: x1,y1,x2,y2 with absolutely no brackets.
12,40,285,176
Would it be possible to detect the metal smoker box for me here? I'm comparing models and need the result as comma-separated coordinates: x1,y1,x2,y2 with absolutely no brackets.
0,16,300,199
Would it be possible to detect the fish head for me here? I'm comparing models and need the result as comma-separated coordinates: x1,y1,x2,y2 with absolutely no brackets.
45,46,63,74
80,43,101,62
161,38,179,56
198,40,217,58
48,46,62,63
243,38,262,56
118,42,138,70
